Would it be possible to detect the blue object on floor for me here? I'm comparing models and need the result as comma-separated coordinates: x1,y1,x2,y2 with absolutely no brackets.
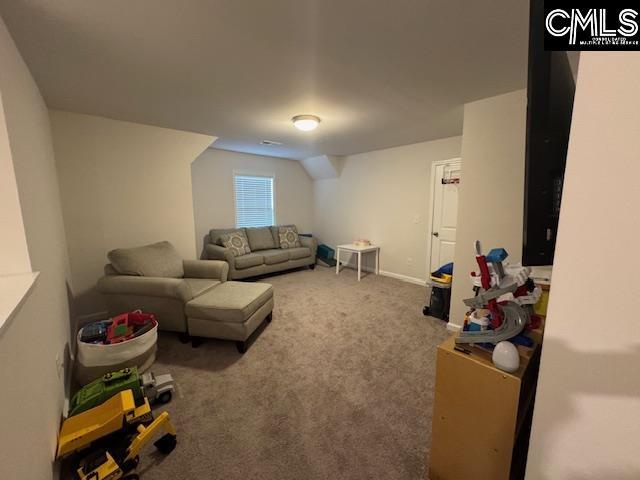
317,244,335,260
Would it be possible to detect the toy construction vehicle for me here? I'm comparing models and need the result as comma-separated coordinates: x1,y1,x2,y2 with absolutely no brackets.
69,367,174,417
456,241,541,345
69,368,144,417
140,371,175,404
57,389,177,480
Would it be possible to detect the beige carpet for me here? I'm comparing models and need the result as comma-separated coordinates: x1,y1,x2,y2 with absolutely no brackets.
140,266,450,479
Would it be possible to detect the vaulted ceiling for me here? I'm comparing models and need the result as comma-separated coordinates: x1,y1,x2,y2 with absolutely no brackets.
0,0,529,160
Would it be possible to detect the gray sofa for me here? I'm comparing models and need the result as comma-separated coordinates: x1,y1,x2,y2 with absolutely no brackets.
97,241,273,352
204,226,317,280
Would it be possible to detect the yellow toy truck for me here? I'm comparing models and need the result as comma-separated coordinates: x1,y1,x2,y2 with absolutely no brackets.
57,389,177,480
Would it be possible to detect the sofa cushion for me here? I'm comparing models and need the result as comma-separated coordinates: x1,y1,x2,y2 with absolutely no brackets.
220,231,251,257
261,249,290,265
210,228,246,247
287,246,311,260
184,278,221,298
235,252,264,270
270,224,295,248
108,241,184,278
278,225,301,249
246,227,276,251
185,281,273,323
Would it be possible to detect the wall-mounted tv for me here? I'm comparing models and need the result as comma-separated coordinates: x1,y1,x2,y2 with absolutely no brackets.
522,0,576,266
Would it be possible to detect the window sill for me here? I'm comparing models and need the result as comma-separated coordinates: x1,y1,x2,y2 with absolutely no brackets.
0,272,39,337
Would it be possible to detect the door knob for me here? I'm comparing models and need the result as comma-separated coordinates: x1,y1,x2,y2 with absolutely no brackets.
432,232,439,237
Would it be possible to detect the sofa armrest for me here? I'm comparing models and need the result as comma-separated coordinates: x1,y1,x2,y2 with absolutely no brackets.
300,236,318,257
205,244,234,263
183,259,229,282
97,275,193,303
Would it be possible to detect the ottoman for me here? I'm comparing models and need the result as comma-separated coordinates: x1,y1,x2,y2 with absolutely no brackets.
185,281,273,353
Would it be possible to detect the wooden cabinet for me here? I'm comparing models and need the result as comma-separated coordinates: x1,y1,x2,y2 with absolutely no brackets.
429,335,541,480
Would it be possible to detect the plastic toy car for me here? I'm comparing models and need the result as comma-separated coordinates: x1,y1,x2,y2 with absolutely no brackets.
80,321,110,344
141,372,175,404
69,367,144,417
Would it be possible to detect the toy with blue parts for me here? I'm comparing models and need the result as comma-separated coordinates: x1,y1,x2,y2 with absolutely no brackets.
456,241,541,346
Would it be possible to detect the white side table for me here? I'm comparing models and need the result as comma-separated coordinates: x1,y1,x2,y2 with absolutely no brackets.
335,244,380,281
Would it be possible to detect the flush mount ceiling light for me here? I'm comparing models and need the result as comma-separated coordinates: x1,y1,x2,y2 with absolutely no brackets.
292,114,321,131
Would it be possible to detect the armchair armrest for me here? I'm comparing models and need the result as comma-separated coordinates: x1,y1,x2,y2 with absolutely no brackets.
97,275,192,303
183,259,229,281
205,244,234,263
300,235,318,257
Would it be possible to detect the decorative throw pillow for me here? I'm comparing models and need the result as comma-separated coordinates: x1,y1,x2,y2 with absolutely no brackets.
278,226,301,249
221,231,251,257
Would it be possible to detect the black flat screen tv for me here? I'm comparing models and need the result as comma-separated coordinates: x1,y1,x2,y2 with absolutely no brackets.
522,0,576,266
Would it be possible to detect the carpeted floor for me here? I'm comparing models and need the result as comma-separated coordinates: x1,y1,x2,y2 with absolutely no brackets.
140,266,450,479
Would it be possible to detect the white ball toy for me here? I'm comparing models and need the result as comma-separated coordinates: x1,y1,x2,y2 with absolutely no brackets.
492,341,520,373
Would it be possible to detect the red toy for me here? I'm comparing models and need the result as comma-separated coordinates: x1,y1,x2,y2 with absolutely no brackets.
106,310,157,344
474,244,503,329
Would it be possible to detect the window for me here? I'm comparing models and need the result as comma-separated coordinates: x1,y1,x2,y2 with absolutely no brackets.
234,174,275,228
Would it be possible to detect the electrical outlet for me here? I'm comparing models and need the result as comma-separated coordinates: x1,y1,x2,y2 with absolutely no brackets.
55,353,64,379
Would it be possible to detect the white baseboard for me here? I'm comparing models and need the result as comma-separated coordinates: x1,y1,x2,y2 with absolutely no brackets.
378,270,427,286
336,260,426,286
446,322,462,332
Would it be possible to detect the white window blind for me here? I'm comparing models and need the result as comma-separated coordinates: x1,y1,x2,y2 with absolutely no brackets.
234,174,275,228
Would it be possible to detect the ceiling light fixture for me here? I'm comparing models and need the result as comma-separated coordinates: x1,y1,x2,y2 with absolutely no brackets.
292,114,321,131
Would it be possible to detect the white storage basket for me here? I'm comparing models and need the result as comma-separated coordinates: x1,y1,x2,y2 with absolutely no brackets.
75,321,158,385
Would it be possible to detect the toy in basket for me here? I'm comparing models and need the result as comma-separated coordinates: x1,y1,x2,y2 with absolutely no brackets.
76,311,159,385
106,311,157,344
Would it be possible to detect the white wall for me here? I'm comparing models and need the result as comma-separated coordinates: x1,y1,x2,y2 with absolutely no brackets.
0,15,71,479
192,148,315,255
449,90,526,328
526,52,640,480
51,111,213,316
312,137,462,283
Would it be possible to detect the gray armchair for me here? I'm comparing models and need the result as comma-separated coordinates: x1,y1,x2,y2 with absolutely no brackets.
97,241,229,332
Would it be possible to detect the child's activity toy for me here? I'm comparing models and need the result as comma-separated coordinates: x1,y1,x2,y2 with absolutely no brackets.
456,241,541,346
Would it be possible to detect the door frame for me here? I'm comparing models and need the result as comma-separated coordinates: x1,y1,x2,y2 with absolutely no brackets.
426,157,462,279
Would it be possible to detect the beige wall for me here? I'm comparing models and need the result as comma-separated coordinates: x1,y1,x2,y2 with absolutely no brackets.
526,53,640,479
192,148,314,255
0,91,31,275
313,137,462,283
0,15,71,479
449,90,526,328
51,111,213,315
